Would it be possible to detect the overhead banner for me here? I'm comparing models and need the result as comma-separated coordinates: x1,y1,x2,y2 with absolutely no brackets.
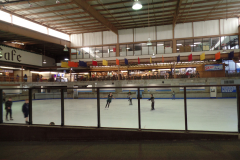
0,45,42,66
205,64,223,71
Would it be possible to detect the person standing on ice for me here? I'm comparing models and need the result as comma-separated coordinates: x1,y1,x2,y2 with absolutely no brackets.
172,91,175,100
22,99,29,124
103,92,115,108
127,92,132,105
148,94,155,110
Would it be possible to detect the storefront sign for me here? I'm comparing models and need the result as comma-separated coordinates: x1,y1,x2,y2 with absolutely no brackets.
205,64,223,71
0,45,42,66
221,86,236,93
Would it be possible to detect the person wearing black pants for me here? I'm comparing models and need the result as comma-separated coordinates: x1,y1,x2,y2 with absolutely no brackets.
103,92,115,108
148,94,155,110
22,99,29,124
127,92,132,105
5,97,13,121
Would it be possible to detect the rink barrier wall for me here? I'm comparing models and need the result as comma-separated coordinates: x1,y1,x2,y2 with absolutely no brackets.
0,124,238,141
0,84,240,137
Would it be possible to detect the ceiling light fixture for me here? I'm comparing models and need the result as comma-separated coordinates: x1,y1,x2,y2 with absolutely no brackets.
56,0,60,4
43,45,47,64
147,38,152,46
28,1,32,7
64,58,69,61
132,0,142,10
63,45,68,52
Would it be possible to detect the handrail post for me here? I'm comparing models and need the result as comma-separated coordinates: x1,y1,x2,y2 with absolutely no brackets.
138,88,141,130
29,88,32,125
0,89,3,123
237,85,240,133
61,89,64,126
97,88,100,128
184,86,188,132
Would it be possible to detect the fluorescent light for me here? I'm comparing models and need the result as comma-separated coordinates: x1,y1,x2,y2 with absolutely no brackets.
121,71,128,72
64,58,69,61
132,0,142,10
194,42,201,44
157,44,164,46
0,66,24,70
177,49,179,50
177,44,182,46
126,48,130,49
43,59,47,64
190,45,196,46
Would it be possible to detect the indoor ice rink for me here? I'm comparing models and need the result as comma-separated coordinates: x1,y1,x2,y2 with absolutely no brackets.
3,98,238,132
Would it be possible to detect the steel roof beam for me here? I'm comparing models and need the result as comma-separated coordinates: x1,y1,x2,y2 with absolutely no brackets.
72,0,118,34
173,0,183,28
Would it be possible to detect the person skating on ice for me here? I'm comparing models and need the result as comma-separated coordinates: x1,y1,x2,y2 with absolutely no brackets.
5,97,13,121
103,92,115,108
172,91,175,100
22,99,29,124
148,94,155,110
127,92,132,105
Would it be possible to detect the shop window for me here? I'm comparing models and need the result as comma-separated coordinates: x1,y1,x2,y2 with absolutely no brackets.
193,39,202,52
157,42,164,54
164,41,172,54
120,44,127,57
134,44,142,56
221,36,230,50
77,48,83,59
230,35,239,49
203,38,210,51
184,39,193,52
176,40,184,52
109,46,116,57
142,43,149,55
211,37,220,50
103,46,109,58
96,47,102,58
149,42,157,56
127,44,134,56
89,47,95,59
71,49,77,59
83,47,90,59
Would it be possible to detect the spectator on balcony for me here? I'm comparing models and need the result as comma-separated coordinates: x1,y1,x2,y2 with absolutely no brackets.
186,71,190,78
24,74,28,82
196,71,200,78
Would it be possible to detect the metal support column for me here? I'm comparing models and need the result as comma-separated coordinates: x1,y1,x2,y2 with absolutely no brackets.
138,88,141,130
97,88,100,128
184,86,188,131
237,85,240,133
0,89,3,123
61,89,64,126
29,88,32,125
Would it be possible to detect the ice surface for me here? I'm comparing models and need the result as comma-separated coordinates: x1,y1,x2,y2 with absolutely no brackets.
2,98,238,132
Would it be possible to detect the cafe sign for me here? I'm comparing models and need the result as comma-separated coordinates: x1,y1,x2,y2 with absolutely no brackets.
0,45,42,66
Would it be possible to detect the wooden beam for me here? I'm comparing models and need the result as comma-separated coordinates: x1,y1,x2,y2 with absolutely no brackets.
42,16,93,23
173,0,183,29
48,19,98,25
72,0,118,34
34,12,86,20
23,8,81,16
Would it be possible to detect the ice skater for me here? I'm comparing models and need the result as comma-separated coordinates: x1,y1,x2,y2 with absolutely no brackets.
127,92,132,105
148,94,155,110
172,91,175,100
22,99,29,124
103,92,115,108
5,97,13,121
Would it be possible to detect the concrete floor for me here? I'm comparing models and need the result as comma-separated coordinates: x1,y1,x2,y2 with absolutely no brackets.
2,98,238,132
1,140,240,160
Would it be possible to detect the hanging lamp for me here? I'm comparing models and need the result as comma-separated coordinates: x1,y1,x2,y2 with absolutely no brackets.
132,0,142,10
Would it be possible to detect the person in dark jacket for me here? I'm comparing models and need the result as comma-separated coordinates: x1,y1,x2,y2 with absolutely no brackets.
103,92,115,108
148,94,155,110
22,99,29,124
3,91,6,103
5,97,13,121
127,92,132,105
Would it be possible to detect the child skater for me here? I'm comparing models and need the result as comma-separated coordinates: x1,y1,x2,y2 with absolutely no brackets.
172,91,175,100
127,92,132,105
103,92,115,108
148,94,155,110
